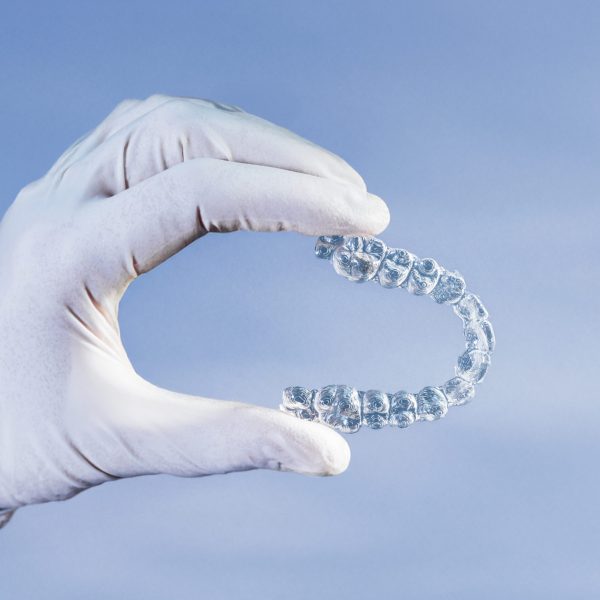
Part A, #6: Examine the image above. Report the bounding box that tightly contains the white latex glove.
[0,95,389,526]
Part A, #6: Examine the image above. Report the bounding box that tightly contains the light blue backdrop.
[1,1,599,598]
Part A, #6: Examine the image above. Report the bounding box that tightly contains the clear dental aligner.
[280,235,495,433]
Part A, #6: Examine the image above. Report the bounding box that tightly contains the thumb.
[79,373,351,479]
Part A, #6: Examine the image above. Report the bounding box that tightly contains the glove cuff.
[0,508,16,529]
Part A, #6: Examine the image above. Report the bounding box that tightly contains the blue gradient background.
[1,2,599,598]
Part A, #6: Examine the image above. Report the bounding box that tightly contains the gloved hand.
[0,95,389,526]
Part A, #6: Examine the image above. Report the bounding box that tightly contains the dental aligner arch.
[280,236,495,433]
